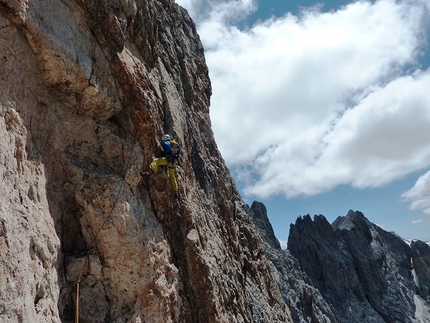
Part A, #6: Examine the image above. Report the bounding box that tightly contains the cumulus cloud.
[402,171,430,214]
[178,0,430,211]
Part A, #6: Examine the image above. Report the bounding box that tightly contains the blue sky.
[176,0,430,245]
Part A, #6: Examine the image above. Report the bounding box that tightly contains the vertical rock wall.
[0,10,61,321]
[0,0,290,322]
[411,240,430,303]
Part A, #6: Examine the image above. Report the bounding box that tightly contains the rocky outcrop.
[411,240,430,303]
[0,100,61,321]
[250,202,337,323]
[288,210,429,323]
[0,0,290,322]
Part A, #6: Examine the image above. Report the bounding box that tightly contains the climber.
[149,134,181,191]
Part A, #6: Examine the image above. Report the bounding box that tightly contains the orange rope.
[75,281,80,323]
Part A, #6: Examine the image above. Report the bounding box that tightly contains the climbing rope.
[75,176,126,323]
[75,122,138,323]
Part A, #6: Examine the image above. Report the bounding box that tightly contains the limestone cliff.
[0,0,290,322]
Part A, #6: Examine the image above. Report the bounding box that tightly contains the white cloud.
[402,171,430,214]
[180,0,430,210]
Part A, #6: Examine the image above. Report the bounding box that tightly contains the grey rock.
[250,201,337,323]
[289,210,419,323]
[411,240,430,303]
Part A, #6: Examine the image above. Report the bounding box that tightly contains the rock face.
[250,202,337,323]
[288,210,430,323]
[0,98,61,321]
[411,240,430,306]
[0,0,290,322]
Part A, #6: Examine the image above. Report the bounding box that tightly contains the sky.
[175,0,430,246]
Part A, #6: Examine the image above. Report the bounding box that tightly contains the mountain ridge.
[251,202,430,322]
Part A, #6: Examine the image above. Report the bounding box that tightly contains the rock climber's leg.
[168,163,178,191]
[150,157,168,172]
